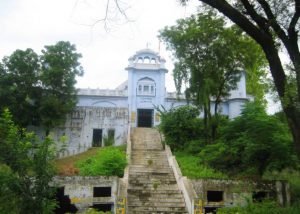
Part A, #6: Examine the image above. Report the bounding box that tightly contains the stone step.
[128,184,180,191]
[127,189,183,196]
[127,128,187,213]
[127,206,188,213]
[129,180,177,185]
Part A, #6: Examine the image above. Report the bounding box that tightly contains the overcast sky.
[0,0,199,91]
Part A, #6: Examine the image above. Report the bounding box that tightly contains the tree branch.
[240,0,270,34]
[200,0,270,45]
[257,0,289,43]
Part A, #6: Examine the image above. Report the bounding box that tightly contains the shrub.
[75,146,127,177]
[199,101,297,177]
[158,106,203,151]
[175,152,228,179]
[217,200,300,214]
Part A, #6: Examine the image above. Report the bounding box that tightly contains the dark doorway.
[137,109,153,127]
[54,187,78,214]
[92,129,102,147]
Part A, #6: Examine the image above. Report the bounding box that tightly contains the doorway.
[137,109,153,127]
[92,129,102,147]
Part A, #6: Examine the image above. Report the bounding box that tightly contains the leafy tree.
[39,41,84,133]
[0,109,57,213]
[0,41,83,134]
[158,105,203,150]
[180,0,300,160]
[160,11,267,142]
[199,101,297,177]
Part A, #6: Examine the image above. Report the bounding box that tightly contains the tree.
[39,41,84,133]
[199,101,297,177]
[0,109,57,213]
[158,105,203,150]
[180,0,300,160]
[159,11,267,142]
[0,41,84,134]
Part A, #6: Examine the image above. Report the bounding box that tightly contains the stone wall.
[191,179,290,212]
[53,176,118,212]
[28,106,129,158]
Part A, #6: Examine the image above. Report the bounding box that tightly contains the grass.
[54,147,102,176]
[75,145,127,177]
[175,152,228,179]
[54,145,126,176]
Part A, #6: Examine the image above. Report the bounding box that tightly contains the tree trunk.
[199,0,300,160]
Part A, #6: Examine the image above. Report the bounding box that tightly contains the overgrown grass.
[54,147,102,176]
[217,200,300,214]
[175,152,228,179]
[75,145,127,177]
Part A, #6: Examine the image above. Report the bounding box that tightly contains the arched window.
[137,57,143,63]
[144,56,150,64]
[151,58,156,64]
[137,77,156,96]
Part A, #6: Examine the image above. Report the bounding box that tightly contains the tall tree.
[39,41,84,133]
[0,109,57,213]
[180,0,300,159]
[0,41,84,134]
[160,11,267,142]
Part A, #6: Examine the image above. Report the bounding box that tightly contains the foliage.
[0,109,57,214]
[264,169,300,204]
[54,147,102,176]
[158,105,203,151]
[0,41,83,133]
[217,200,300,214]
[159,11,267,142]
[199,101,297,177]
[180,0,300,161]
[76,146,127,177]
[82,208,112,214]
[175,152,228,179]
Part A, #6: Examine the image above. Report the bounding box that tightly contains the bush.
[76,146,127,177]
[199,101,298,177]
[217,200,300,214]
[175,152,228,179]
[158,106,203,151]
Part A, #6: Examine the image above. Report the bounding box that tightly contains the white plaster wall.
[229,72,247,99]
[228,99,246,119]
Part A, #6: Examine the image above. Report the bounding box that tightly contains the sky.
[0,0,282,113]
[0,0,199,91]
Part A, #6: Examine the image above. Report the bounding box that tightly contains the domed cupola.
[126,48,167,72]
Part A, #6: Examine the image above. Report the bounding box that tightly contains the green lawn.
[175,152,228,179]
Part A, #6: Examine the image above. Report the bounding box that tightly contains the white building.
[49,48,249,158]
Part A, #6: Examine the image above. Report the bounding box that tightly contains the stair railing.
[165,145,197,214]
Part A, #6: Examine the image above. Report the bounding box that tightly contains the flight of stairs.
[127,128,188,214]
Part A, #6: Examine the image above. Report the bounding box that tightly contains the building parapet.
[78,88,127,97]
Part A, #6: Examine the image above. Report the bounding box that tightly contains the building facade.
[46,48,249,158]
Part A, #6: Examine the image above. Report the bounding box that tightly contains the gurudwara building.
[50,48,250,158]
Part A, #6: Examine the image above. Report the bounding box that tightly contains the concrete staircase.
[127,128,188,214]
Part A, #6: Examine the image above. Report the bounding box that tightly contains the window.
[137,77,156,96]
[93,187,111,197]
[144,85,149,92]
[207,191,223,202]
